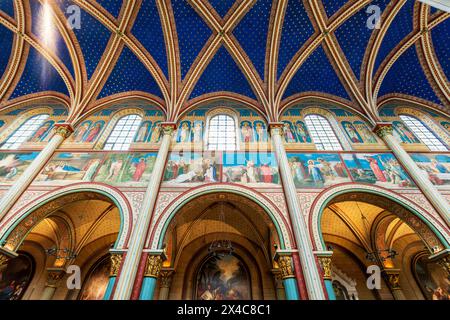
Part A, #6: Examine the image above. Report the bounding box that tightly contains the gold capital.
[276,255,295,279]
[383,269,401,290]
[318,256,332,280]
[54,123,74,138]
[46,268,65,287]
[110,253,123,277]
[161,122,177,136]
[144,254,163,278]
[159,269,175,288]
[372,123,393,138]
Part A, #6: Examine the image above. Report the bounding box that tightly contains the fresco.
[342,153,414,188]
[134,121,152,142]
[0,253,34,300]
[36,152,104,183]
[196,254,250,300]
[78,256,110,300]
[441,121,450,133]
[282,121,297,143]
[68,120,105,143]
[342,121,363,143]
[94,152,157,186]
[176,121,192,143]
[149,121,162,143]
[411,153,450,188]
[240,121,254,143]
[222,152,280,186]
[287,153,350,188]
[0,152,38,184]
[294,120,311,143]
[28,120,54,142]
[414,255,450,300]
[353,121,377,143]
[393,121,420,144]
[164,151,220,184]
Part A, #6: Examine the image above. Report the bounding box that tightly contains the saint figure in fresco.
[317,158,335,181]
[132,158,147,181]
[30,122,51,142]
[105,158,123,181]
[83,159,101,181]
[150,123,162,143]
[241,122,253,143]
[135,122,150,142]
[296,122,309,143]
[307,160,324,185]
[364,156,387,182]
[255,123,266,142]
[344,123,362,143]
[246,160,258,183]
[355,123,377,143]
[85,122,102,143]
[193,121,203,143]
[72,122,90,142]
[283,122,296,143]
[394,122,418,143]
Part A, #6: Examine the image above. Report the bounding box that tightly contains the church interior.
[0,0,449,301]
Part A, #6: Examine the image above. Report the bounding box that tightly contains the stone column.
[316,251,336,300]
[113,123,176,300]
[103,251,123,300]
[158,268,174,300]
[373,123,450,226]
[271,269,286,300]
[274,251,300,300]
[270,123,326,300]
[0,124,73,221]
[382,268,406,300]
[40,268,65,300]
[139,251,165,300]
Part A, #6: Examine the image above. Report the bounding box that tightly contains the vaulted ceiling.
[0,0,448,125]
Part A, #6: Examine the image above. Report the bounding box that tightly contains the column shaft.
[0,124,72,220]
[374,124,450,226]
[270,125,326,300]
[113,124,174,300]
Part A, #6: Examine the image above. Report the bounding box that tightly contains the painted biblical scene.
[0,253,34,300]
[222,152,280,186]
[393,121,420,144]
[287,153,350,188]
[414,255,450,300]
[342,153,415,188]
[353,121,378,143]
[342,121,363,143]
[196,254,251,300]
[0,152,38,184]
[78,256,110,300]
[164,151,220,185]
[94,152,157,186]
[36,152,105,184]
[411,153,450,189]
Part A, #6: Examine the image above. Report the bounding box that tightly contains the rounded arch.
[310,184,450,252]
[147,184,294,250]
[0,183,132,251]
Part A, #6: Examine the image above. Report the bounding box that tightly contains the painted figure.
[177,122,191,143]
[354,122,377,143]
[105,157,123,181]
[364,156,387,182]
[308,160,324,184]
[343,122,363,143]
[295,121,310,143]
[72,122,91,142]
[150,123,162,143]
[241,121,253,143]
[30,122,52,142]
[254,122,266,142]
[132,158,147,181]
[85,122,103,143]
[135,122,151,142]
[193,121,203,143]
[283,122,296,143]
[393,122,419,143]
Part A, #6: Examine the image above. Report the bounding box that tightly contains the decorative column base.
[274,251,300,300]
[139,251,166,300]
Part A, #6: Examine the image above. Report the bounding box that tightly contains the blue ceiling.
[0,0,448,115]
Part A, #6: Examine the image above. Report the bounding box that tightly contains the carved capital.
[429,249,450,275]
[159,269,175,288]
[144,254,163,278]
[54,123,74,138]
[110,253,123,277]
[268,122,284,136]
[161,122,177,136]
[46,268,65,287]
[372,123,393,138]
[437,256,450,275]
[383,269,401,290]
[318,257,332,280]
[0,247,18,268]
[276,255,295,279]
